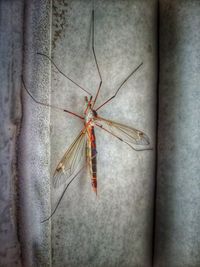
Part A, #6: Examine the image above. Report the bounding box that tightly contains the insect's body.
[84,97,98,193]
[23,5,152,222]
[86,125,97,193]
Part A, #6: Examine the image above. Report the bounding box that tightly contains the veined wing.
[94,116,150,148]
[53,130,86,188]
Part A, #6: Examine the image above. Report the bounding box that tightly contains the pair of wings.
[53,116,150,188]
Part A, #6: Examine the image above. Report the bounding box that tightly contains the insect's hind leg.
[41,165,85,223]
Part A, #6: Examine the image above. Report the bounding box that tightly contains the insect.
[22,3,151,222]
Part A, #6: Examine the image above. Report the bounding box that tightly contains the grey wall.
[50,0,156,266]
[1,0,200,267]
[154,1,200,266]
[18,0,156,266]
[0,1,23,266]
[19,1,52,266]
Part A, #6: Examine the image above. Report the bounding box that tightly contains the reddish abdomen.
[91,127,97,193]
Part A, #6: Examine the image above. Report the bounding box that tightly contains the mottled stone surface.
[0,1,23,266]
[2,0,200,266]
[18,0,52,266]
[154,1,200,266]
[2,0,157,266]
[50,0,156,266]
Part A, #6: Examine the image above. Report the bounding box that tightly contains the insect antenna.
[41,166,85,223]
[96,62,143,111]
[22,76,84,120]
[37,52,92,96]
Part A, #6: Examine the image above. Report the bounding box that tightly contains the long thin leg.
[41,165,85,223]
[91,2,103,108]
[92,81,102,108]
[95,122,152,151]
[95,62,143,111]
[37,52,92,96]
[22,76,84,120]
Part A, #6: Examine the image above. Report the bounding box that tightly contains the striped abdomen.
[87,126,97,193]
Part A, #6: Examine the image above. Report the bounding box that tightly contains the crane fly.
[22,3,152,222]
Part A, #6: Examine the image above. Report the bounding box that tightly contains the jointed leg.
[22,76,84,120]
[96,62,143,111]
[37,53,92,96]
[41,165,85,223]
[91,2,103,108]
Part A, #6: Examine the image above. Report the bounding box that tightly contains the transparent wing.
[94,116,150,147]
[53,130,86,188]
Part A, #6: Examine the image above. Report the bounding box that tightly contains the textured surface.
[18,0,52,266]
[154,1,200,266]
[50,0,156,266]
[3,1,200,267]
[0,1,23,266]
[0,0,156,265]
[1,0,199,266]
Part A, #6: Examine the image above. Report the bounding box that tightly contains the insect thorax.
[85,106,97,125]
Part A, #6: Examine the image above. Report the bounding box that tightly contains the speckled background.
[18,0,52,266]
[1,0,200,267]
[50,1,156,266]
